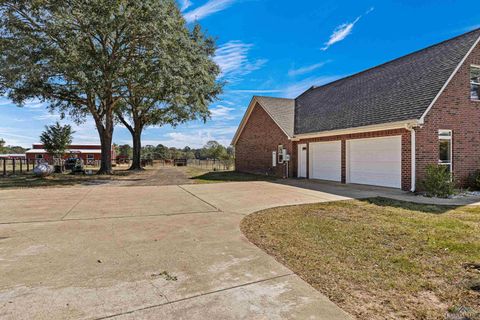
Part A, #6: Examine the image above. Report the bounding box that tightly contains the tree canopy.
[39,122,74,158]
[115,21,222,170]
[0,0,220,173]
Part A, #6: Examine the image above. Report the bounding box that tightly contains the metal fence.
[154,159,234,170]
[187,159,234,171]
[0,158,106,176]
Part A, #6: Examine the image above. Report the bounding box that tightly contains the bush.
[467,170,480,190]
[419,164,455,198]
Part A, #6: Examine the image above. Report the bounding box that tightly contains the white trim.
[25,149,102,154]
[419,34,480,123]
[297,144,307,178]
[231,97,292,146]
[293,119,419,140]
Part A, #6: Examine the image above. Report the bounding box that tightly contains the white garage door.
[309,141,341,182]
[347,136,402,188]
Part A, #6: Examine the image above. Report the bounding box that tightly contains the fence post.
[27,159,30,172]
[19,158,23,173]
[2,159,5,176]
[12,158,15,174]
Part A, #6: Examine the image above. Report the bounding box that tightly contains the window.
[87,154,95,165]
[35,154,43,159]
[438,130,452,173]
[471,65,480,100]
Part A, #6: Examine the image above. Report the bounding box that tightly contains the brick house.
[234,96,295,178]
[25,144,114,165]
[232,28,480,191]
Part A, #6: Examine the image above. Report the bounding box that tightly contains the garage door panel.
[347,136,401,188]
[309,141,341,182]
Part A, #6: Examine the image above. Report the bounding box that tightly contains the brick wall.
[235,102,293,177]
[416,41,480,186]
[295,128,412,191]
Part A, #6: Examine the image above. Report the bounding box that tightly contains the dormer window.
[471,65,480,100]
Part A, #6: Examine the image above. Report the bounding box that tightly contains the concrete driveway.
[0,180,418,320]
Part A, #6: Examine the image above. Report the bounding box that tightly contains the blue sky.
[0,0,479,149]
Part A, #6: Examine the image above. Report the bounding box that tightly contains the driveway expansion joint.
[93,273,294,320]
[177,185,221,212]
[61,187,96,220]
[0,210,220,225]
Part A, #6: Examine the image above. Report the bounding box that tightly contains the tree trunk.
[97,116,114,175]
[129,127,143,171]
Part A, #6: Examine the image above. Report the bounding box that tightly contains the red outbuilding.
[25,144,115,165]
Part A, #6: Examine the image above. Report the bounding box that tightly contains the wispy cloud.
[33,112,61,121]
[214,40,267,81]
[0,128,36,141]
[321,7,374,51]
[183,0,237,23]
[178,0,192,11]
[209,105,235,120]
[288,61,330,77]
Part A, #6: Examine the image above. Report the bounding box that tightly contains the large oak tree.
[0,0,220,173]
[116,24,222,170]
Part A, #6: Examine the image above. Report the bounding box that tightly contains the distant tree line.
[0,138,27,154]
[114,140,234,163]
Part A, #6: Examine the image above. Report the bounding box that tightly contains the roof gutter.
[292,119,421,141]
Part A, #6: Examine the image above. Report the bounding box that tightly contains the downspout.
[406,125,416,192]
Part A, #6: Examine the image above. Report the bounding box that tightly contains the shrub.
[467,170,480,190]
[419,164,455,198]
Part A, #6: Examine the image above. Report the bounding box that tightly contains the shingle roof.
[231,96,295,145]
[255,96,295,137]
[295,28,480,135]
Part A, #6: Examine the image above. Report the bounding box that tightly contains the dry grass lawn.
[241,198,480,320]
[0,165,136,189]
[187,167,276,183]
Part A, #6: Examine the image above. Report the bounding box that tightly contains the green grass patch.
[241,198,480,320]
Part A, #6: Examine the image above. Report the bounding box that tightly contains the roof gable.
[231,96,294,145]
[295,28,480,135]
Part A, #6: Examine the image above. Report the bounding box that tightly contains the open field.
[0,165,275,189]
[0,164,138,189]
[241,198,480,320]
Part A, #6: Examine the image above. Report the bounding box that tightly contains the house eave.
[231,96,293,146]
[419,33,480,122]
[291,119,421,141]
